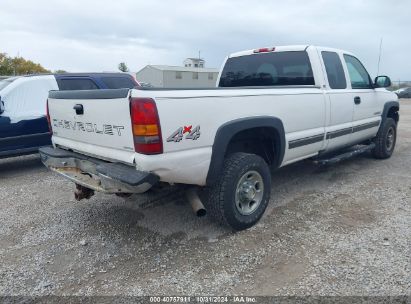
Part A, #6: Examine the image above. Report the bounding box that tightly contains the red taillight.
[130,97,163,154]
[253,47,275,53]
[46,99,52,134]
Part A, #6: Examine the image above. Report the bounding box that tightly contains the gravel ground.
[0,100,410,296]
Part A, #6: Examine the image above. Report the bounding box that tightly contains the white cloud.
[0,0,409,79]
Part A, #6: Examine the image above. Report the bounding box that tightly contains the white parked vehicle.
[0,73,139,158]
[40,45,399,230]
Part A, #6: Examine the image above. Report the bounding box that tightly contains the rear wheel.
[372,118,397,159]
[203,152,271,230]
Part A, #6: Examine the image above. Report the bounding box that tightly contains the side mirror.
[0,99,4,115]
[374,76,391,88]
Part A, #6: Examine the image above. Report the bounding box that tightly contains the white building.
[136,59,219,88]
[183,58,205,68]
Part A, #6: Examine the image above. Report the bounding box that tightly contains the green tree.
[0,52,50,75]
[12,57,50,75]
[118,62,129,72]
[0,53,14,75]
[54,69,67,74]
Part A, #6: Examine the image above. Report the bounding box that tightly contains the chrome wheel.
[235,170,264,216]
[386,127,395,151]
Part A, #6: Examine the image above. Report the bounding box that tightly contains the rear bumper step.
[39,146,158,193]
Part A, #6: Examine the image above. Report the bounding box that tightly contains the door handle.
[354,96,361,105]
[73,104,84,115]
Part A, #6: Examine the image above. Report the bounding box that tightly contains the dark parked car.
[395,87,411,98]
[0,73,139,158]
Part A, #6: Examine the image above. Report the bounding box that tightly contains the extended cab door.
[343,54,381,143]
[319,50,354,151]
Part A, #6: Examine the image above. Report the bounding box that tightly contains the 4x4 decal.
[167,125,200,142]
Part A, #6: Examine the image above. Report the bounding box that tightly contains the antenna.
[377,37,383,76]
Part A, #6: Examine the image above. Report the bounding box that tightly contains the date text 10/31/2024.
[149,296,257,303]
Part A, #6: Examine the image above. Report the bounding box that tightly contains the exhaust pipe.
[186,188,206,217]
[74,183,95,201]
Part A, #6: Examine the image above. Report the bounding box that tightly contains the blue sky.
[1,0,410,80]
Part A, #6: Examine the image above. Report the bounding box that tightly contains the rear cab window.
[101,76,136,89]
[321,51,347,89]
[58,78,99,90]
[219,51,314,87]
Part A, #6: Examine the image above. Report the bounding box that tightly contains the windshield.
[0,77,18,90]
[219,51,314,87]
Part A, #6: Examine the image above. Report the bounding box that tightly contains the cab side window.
[101,77,136,89]
[343,55,372,89]
[321,51,347,89]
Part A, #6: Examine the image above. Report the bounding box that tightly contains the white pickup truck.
[40,45,399,230]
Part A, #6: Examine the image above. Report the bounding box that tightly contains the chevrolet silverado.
[39,45,399,230]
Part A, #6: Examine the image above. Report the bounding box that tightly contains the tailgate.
[48,89,136,164]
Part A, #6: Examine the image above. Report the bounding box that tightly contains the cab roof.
[228,45,309,58]
[228,45,353,58]
[16,72,134,78]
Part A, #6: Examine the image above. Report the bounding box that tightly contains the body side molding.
[288,133,324,149]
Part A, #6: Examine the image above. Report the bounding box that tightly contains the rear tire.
[372,118,397,159]
[203,153,271,231]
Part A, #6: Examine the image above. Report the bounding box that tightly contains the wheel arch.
[382,101,399,124]
[206,116,285,185]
